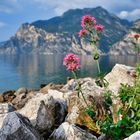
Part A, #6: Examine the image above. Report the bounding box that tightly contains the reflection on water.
[0,54,136,92]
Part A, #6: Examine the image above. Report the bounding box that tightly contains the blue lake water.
[0,54,137,93]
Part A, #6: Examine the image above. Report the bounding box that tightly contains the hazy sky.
[0,0,140,42]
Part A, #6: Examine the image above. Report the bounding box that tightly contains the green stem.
[80,89,89,107]
[96,59,101,74]
[90,40,101,75]
[72,71,77,80]
[72,71,88,107]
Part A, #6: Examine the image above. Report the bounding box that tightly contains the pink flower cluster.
[78,15,104,38]
[94,24,104,32]
[81,15,96,28]
[78,29,88,38]
[63,53,80,71]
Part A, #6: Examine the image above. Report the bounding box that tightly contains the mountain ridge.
[0,6,132,54]
[110,19,140,55]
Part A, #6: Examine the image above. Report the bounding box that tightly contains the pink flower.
[81,15,96,29]
[94,24,104,32]
[78,29,88,38]
[133,34,140,40]
[63,53,80,71]
[128,33,140,41]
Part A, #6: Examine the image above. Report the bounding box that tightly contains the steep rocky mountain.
[0,23,95,54]
[0,7,132,54]
[110,19,140,55]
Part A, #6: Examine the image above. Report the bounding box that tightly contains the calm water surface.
[0,54,137,93]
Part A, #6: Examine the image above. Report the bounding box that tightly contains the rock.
[47,89,68,127]
[40,83,63,94]
[19,93,67,137]
[66,93,104,135]
[0,88,34,110]
[124,131,140,140]
[98,134,107,140]
[12,91,35,110]
[0,103,16,129]
[62,77,104,93]
[47,89,65,100]
[105,64,135,94]
[63,78,105,135]
[0,114,7,129]
[49,122,98,140]
[0,90,16,103]
[14,87,28,96]
[0,94,4,102]
[0,103,15,114]
[0,112,42,140]
[40,84,47,88]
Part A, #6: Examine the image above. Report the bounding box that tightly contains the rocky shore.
[0,64,139,140]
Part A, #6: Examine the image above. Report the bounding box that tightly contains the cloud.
[0,22,6,28]
[118,9,140,20]
[0,0,20,14]
[0,6,13,14]
[33,0,140,18]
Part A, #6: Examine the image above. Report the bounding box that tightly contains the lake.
[0,54,137,93]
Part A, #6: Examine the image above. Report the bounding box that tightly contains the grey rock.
[19,93,67,136]
[105,64,135,94]
[0,103,15,114]
[14,87,28,96]
[0,112,42,140]
[49,122,97,140]
[124,131,140,140]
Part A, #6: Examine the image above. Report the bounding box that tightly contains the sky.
[0,0,140,42]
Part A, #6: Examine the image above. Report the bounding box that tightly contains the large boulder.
[105,64,135,94]
[49,122,98,140]
[62,78,105,135]
[0,112,42,140]
[19,92,67,137]
[124,131,140,140]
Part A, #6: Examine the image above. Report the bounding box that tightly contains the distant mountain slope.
[0,24,93,55]
[0,7,132,54]
[110,19,140,55]
[32,6,131,52]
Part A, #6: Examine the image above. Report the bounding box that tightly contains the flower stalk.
[79,15,104,76]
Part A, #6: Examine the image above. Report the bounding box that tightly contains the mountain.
[0,24,91,54]
[0,7,132,55]
[0,41,6,47]
[110,19,140,55]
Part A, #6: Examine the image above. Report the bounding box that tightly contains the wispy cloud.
[118,9,140,20]
[33,0,140,18]
[0,22,6,28]
[0,6,13,14]
[0,0,20,14]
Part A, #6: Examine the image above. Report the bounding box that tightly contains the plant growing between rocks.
[63,15,140,139]
[100,33,140,140]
